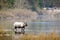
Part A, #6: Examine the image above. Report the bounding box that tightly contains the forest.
[0,0,60,10]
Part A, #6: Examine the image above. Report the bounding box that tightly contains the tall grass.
[0,29,60,40]
[0,29,12,40]
[19,32,60,40]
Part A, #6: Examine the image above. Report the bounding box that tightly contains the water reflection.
[25,21,60,34]
[0,16,60,34]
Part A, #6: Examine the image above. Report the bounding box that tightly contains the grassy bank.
[0,30,60,40]
[0,29,12,40]
[19,32,60,40]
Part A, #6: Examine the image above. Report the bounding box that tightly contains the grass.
[0,29,12,40]
[0,35,12,40]
[19,32,60,40]
[0,29,60,40]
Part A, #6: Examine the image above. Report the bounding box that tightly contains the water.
[25,21,60,34]
[0,15,60,34]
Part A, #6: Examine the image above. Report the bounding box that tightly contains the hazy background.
[0,0,60,34]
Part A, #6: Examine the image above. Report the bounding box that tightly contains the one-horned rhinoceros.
[13,22,28,34]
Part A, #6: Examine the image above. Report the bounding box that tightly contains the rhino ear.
[24,22,28,26]
[24,23,28,26]
[25,23,28,26]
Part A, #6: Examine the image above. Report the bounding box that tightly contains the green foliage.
[8,0,14,8]
[27,0,36,11]
[0,0,14,9]
[36,0,43,8]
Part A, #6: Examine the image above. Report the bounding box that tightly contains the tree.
[0,0,14,9]
[8,0,14,8]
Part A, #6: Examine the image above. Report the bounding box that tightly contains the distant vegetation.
[0,0,14,9]
[0,0,60,10]
[8,0,14,8]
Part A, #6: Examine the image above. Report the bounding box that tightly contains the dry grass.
[0,29,60,40]
[0,9,37,22]
[0,29,12,40]
[19,32,60,40]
